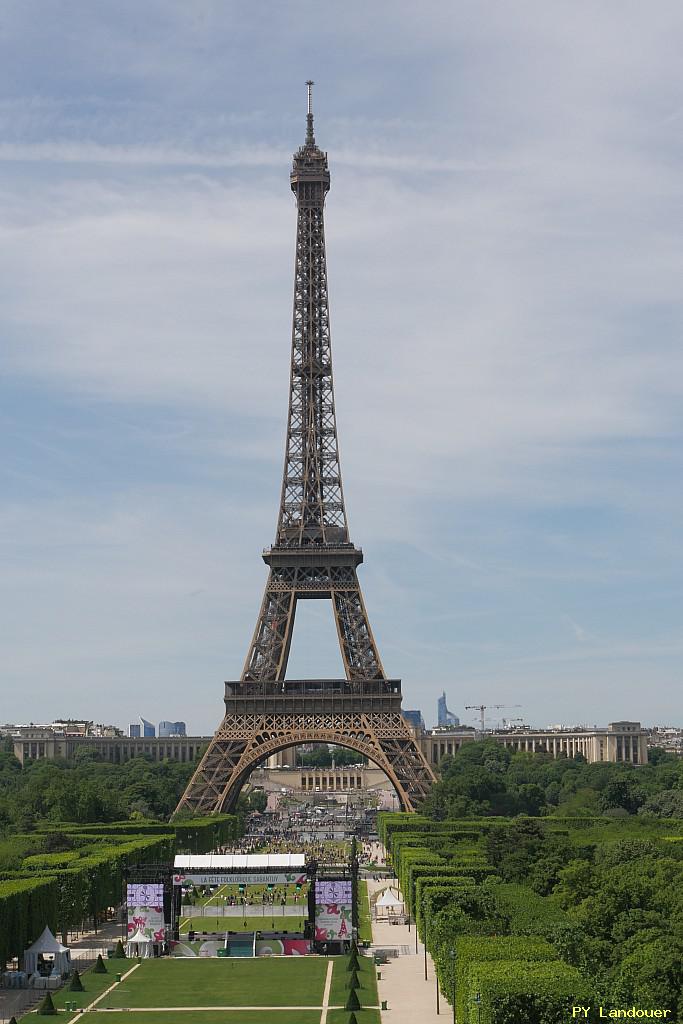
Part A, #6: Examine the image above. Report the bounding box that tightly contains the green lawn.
[75,1014,322,1023]
[328,1012,381,1024]
[179,914,306,932]
[100,956,329,1008]
[19,957,380,1024]
[17,963,116,1021]
[328,951,378,1009]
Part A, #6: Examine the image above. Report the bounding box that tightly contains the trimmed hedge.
[488,882,568,936]
[454,936,557,1022]
[415,875,476,934]
[0,815,242,968]
[0,877,59,969]
[465,959,591,1024]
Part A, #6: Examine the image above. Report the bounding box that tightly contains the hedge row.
[34,815,241,854]
[465,960,591,1024]
[0,815,242,969]
[407,861,495,917]
[454,936,557,1022]
[489,882,568,936]
[0,832,174,967]
[414,876,476,933]
[381,812,592,1020]
[0,877,59,970]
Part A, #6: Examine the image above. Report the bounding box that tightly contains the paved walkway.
[367,876,443,1023]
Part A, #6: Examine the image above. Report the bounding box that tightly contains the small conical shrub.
[37,992,57,1016]
[113,939,127,958]
[9,1016,18,1024]
[346,969,360,989]
[69,968,84,991]
[93,953,108,974]
[347,1014,358,1024]
[346,952,360,971]
[345,988,361,1011]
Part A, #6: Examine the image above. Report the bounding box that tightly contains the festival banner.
[173,872,307,887]
[127,906,166,942]
[314,879,353,941]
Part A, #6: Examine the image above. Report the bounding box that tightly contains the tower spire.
[305,79,315,144]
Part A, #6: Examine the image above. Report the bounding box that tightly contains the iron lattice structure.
[175,86,435,817]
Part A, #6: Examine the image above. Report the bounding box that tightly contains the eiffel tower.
[175,84,435,816]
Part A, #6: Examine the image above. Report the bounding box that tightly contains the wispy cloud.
[1,1,682,729]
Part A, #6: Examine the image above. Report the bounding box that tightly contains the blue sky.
[1,1,682,733]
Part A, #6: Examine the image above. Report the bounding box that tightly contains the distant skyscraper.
[158,720,186,737]
[139,717,155,737]
[437,692,460,728]
[403,710,425,732]
[128,723,141,738]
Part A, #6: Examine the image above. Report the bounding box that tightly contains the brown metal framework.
[175,85,434,817]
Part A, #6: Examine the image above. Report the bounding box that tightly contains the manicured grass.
[328,1011,381,1024]
[100,956,329,1008]
[16,963,116,1021]
[329,952,379,1009]
[75,1014,322,1024]
[358,879,372,942]
[179,914,306,932]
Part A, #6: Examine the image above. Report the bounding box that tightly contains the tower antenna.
[305,79,315,144]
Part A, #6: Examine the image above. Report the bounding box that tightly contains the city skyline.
[2,3,682,733]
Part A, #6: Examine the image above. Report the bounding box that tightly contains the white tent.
[373,887,405,919]
[23,926,71,976]
[126,928,154,958]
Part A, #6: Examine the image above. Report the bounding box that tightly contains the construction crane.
[465,704,522,733]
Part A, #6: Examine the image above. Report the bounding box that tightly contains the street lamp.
[449,949,456,1024]
[423,904,428,981]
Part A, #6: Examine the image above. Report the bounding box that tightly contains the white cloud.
[1,0,682,729]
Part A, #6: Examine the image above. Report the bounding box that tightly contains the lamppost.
[449,948,456,1024]
[423,904,428,982]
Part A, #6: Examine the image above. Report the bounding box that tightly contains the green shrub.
[69,968,84,991]
[345,988,361,1011]
[37,992,57,1016]
[93,953,107,974]
[113,939,127,958]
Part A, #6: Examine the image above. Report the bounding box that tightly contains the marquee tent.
[23,927,71,976]
[372,887,405,920]
[126,928,154,958]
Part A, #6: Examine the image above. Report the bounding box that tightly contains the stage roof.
[173,853,306,870]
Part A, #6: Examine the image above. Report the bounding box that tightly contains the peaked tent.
[23,927,71,976]
[373,887,405,919]
[126,928,154,958]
